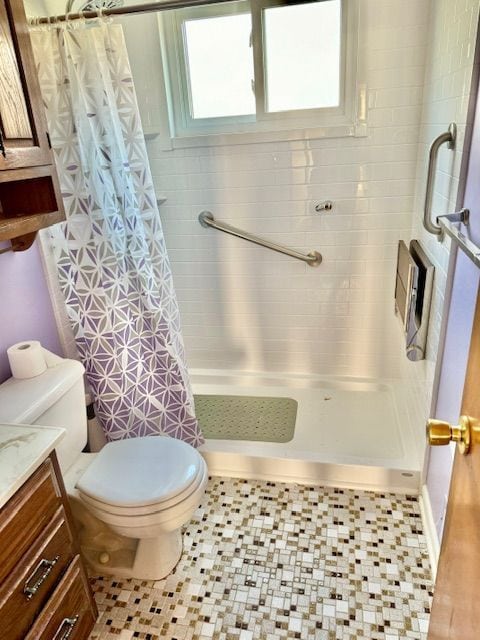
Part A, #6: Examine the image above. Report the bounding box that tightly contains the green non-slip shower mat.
[194,394,298,443]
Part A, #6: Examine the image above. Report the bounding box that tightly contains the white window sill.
[166,122,367,150]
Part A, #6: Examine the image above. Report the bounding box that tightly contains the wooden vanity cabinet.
[0,0,64,251]
[0,453,97,640]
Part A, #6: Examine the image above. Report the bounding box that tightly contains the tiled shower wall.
[122,0,431,379]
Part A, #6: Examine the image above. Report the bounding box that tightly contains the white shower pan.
[192,369,422,493]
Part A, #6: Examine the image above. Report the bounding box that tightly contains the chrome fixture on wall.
[423,122,456,238]
[315,200,333,212]
[198,211,322,267]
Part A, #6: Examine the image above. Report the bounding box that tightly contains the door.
[426,57,480,639]
[428,292,480,639]
[0,0,51,170]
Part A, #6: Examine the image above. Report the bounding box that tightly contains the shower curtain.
[30,19,203,447]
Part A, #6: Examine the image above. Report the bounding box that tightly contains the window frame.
[159,0,365,146]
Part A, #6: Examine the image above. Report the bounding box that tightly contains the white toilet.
[0,358,208,580]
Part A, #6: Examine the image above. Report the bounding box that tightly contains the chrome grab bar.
[198,211,322,267]
[423,122,456,238]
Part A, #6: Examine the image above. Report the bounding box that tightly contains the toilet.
[0,357,208,580]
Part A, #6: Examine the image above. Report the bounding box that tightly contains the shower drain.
[194,394,297,443]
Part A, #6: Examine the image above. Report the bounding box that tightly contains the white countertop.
[0,423,65,509]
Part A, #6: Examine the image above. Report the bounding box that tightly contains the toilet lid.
[76,436,203,508]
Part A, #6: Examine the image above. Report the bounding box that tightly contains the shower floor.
[192,370,422,493]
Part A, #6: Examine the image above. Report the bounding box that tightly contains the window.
[183,12,255,119]
[262,2,341,112]
[160,0,362,144]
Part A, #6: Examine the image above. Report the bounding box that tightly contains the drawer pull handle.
[23,556,60,599]
[52,616,79,640]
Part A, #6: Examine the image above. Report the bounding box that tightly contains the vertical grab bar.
[423,122,456,238]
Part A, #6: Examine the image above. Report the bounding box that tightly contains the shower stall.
[31,0,479,493]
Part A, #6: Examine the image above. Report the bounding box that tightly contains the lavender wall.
[0,241,61,383]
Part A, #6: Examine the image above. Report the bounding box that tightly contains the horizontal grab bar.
[437,209,480,268]
[198,211,322,267]
[423,123,456,238]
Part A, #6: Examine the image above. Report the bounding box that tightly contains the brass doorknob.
[426,415,478,455]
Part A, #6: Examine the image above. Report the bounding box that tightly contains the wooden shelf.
[0,210,63,249]
[0,171,65,251]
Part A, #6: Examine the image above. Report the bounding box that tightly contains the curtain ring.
[97,6,110,23]
[65,11,75,24]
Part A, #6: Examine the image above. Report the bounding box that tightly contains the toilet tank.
[0,359,88,472]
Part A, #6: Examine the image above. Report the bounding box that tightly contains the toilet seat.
[76,435,205,511]
[79,457,207,516]
[78,460,208,535]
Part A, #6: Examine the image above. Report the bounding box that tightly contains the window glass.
[183,13,255,119]
[263,0,341,113]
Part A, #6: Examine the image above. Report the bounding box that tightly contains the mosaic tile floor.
[88,477,432,640]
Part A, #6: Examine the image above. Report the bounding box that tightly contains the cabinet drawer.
[0,508,76,640]
[25,556,97,640]
[0,458,62,583]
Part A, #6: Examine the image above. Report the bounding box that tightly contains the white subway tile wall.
[132,0,433,379]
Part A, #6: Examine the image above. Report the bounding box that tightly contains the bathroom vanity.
[0,424,97,639]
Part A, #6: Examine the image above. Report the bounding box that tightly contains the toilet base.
[133,530,183,580]
[71,494,185,581]
[82,529,184,581]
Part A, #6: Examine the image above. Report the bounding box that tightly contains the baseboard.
[419,483,440,581]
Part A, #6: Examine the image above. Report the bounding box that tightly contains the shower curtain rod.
[33,0,234,24]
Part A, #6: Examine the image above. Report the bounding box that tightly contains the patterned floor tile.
[88,477,432,640]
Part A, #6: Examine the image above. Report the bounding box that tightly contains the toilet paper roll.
[7,341,48,379]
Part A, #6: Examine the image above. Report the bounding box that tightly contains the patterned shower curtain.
[30,19,203,447]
